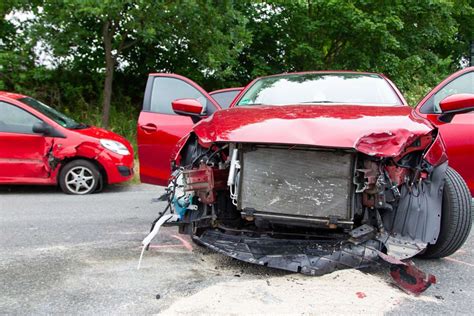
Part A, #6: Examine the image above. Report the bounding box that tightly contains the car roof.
[209,87,243,94]
[257,70,382,80]
[0,91,28,100]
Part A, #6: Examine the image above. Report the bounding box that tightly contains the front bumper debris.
[194,230,381,276]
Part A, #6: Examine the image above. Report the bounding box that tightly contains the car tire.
[59,160,101,195]
[419,167,472,259]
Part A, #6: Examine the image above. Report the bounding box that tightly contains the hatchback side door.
[415,67,474,195]
[137,74,221,186]
[0,101,50,182]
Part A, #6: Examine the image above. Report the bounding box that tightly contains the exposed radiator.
[240,146,354,224]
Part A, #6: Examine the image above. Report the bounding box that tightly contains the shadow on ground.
[0,183,135,194]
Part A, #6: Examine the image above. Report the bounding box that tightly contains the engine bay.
[141,133,449,294]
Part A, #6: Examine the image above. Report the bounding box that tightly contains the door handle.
[141,124,157,132]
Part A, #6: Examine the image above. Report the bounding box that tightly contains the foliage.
[234,0,473,104]
[0,0,473,146]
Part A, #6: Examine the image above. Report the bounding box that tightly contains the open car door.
[137,74,221,186]
[415,66,474,195]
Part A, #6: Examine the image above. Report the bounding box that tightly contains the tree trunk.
[102,21,115,129]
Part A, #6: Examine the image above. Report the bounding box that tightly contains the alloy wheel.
[65,166,96,194]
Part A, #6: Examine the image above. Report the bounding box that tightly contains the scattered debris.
[389,262,436,295]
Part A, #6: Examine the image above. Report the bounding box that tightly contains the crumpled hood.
[193,105,434,157]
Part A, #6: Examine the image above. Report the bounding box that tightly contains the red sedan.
[137,69,473,290]
[0,92,134,194]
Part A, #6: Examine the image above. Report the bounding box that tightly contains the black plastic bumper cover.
[194,230,382,276]
[117,166,133,177]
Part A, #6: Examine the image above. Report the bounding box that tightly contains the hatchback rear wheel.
[59,160,100,195]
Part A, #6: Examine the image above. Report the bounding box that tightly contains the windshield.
[237,73,402,106]
[19,97,86,129]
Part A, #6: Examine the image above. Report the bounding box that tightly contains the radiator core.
[240,147,353,221]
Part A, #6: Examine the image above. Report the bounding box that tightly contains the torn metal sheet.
[355,129,428,157]
[390,262,436,295]
[194,229,382,276]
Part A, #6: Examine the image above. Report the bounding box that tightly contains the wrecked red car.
[0,92,134,194]
[139,71,472,280]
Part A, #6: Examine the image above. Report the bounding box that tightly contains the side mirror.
[439,94,474,122]
[172,98,205,117]
[32,121,52,135]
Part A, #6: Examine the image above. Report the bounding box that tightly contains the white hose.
[137,213,179,270]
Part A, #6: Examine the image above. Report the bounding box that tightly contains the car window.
[432,72,474,113]
[149,77,215,115]
[210,90,241,109]
[19,97,82,129]
[0,101,42,134]
[236,73,402,106]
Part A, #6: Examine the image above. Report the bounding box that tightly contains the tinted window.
[0,101,42,134]
[432,72,474,113]
[237,73,402,106]
[210,90,241,109]
[149,77,214,115]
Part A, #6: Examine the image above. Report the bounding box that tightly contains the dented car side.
[0,92,134,193]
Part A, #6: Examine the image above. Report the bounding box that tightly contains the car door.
[137,74,221,186]
[0,101,50,182]
[415,67,474,195]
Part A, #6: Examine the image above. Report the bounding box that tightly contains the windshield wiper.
[70,123,89,129]
[300,100,335,103]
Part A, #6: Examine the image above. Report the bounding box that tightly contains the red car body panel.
[0,92,134,186]
[192,105,432,157]
[138,111,194,185]
[414,66,474,195]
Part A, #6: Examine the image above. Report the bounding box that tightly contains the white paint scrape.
[162,269,437,315]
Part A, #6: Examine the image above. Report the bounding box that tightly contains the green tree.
[234,0,473,103]
[0,0,37,92]
[33,0,250,127]
[34,0,166,128]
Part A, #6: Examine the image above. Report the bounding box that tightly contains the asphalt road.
[0,184,472,314]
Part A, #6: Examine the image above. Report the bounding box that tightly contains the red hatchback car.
[0,92,134,194]
[137,68,473,278]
